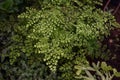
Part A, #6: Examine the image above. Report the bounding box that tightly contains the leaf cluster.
[0,0,119,80]
[75,61,120,80]
[10,0,116,72]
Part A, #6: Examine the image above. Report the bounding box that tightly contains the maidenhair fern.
[10,0,117,73]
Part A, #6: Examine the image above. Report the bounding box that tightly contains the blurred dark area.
[102,1,120,80]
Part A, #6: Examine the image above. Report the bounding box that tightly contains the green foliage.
[10,0,116,72]
[0,0,27,20]
[38,0,102,7]
[57,54,89,79]
[0,0,119,80]
[0,17,16,55]
[0,53,56,80]
[75,61,120,80]
[0,0,14,12]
